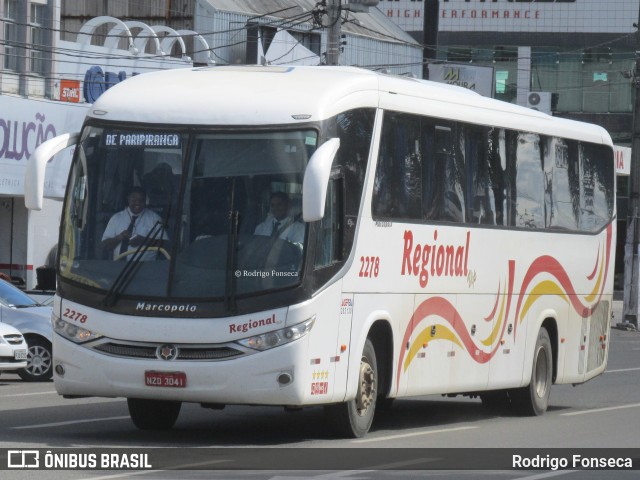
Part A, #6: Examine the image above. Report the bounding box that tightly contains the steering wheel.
[113,246,171,262]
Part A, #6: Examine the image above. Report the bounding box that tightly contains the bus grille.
[92,342,244,361]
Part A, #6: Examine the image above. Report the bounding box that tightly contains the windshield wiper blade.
[103,221,165,307]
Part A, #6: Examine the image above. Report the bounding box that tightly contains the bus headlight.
[236,316,315,351]
[53,316,103,344]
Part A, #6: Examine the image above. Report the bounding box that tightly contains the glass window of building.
[30,3,46,74]
[3,0,20,71]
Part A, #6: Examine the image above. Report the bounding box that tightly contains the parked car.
[0,322,28,373]
[0,279,53,381]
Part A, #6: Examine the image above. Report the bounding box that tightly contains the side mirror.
[302,138,340,222]
[25,133,80,211]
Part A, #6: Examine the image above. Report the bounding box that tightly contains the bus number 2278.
[359,256,380,278]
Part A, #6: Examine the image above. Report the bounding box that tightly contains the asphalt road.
[0,302,638,479]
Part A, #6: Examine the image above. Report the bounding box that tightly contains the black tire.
[127,398,182,430]
[511,328,553,416]
[18,336,53,382]
[325,338,378,438]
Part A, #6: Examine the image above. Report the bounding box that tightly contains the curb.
[612,322,638,332]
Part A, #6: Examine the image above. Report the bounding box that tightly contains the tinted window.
[580,143,615,232]
[514,133,545,229]
[372,111,614,234]
[373,113,422,220]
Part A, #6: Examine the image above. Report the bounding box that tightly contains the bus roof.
[89,65,612,146]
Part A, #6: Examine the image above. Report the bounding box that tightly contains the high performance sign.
[440,0,636,32]
[381,0,639,33]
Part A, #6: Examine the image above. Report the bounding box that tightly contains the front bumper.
[52,334,311,405]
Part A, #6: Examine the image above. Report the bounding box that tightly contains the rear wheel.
[127,398,182,430]
[18,336,52,382]
[325,338,378,438]
[511,328,553,416]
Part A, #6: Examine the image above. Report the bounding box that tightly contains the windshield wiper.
[103,221,166,307]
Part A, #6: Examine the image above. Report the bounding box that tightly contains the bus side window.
[466,126,496,225]
[544,138,579,230]
[579,142,614,232]
[487,128,508,226]
[373,113,422,220]
[514,132,545,229]
[425,124,465,223]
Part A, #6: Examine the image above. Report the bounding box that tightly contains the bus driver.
[254,192,304,246]
[102,186,169,260]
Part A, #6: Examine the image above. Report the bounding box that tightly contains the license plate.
[144,370,186,388]
[14,350,27,360]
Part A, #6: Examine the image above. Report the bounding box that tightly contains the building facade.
[0,0,201,287]
[1,0,422,288]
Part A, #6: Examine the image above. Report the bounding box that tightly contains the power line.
[0,2,637,108]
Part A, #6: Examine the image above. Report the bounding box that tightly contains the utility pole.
[623,4,640,330]
[324,1,379,66]
[325,0,342,66]
[423,0,439,80]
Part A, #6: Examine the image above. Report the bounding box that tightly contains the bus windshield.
[59,125,316,303]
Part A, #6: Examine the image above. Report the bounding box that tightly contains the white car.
[0,322,28,373]
[0,279,53,381]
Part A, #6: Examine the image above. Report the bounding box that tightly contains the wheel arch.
[23,332,52,346]
[367,319,394,400]
[540,317,558,383]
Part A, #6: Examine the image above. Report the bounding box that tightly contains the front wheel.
[127,398,182,430]
[18,336,53,382]
[325,338,378,438]
[511,327,553,416]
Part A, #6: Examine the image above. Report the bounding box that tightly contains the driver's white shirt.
[102,207,168,260]
[254,214,304,245]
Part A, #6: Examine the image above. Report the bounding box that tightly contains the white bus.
[26,66,615,438]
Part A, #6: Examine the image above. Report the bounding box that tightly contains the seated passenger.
[254,192,304,246]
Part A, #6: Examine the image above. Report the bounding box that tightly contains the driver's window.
[314,175,343,269]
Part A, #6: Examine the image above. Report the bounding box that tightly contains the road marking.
[12,416,130,429]
[266,458,438,479]
[561,402,640,416]
[4,391,57,397]
[352,425,478,444]
[517,471,578,479]
[80,459,229,480]
[606,367,640,373]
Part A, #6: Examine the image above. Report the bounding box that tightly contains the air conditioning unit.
[345,0,379,12]
[526,91,552,114]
